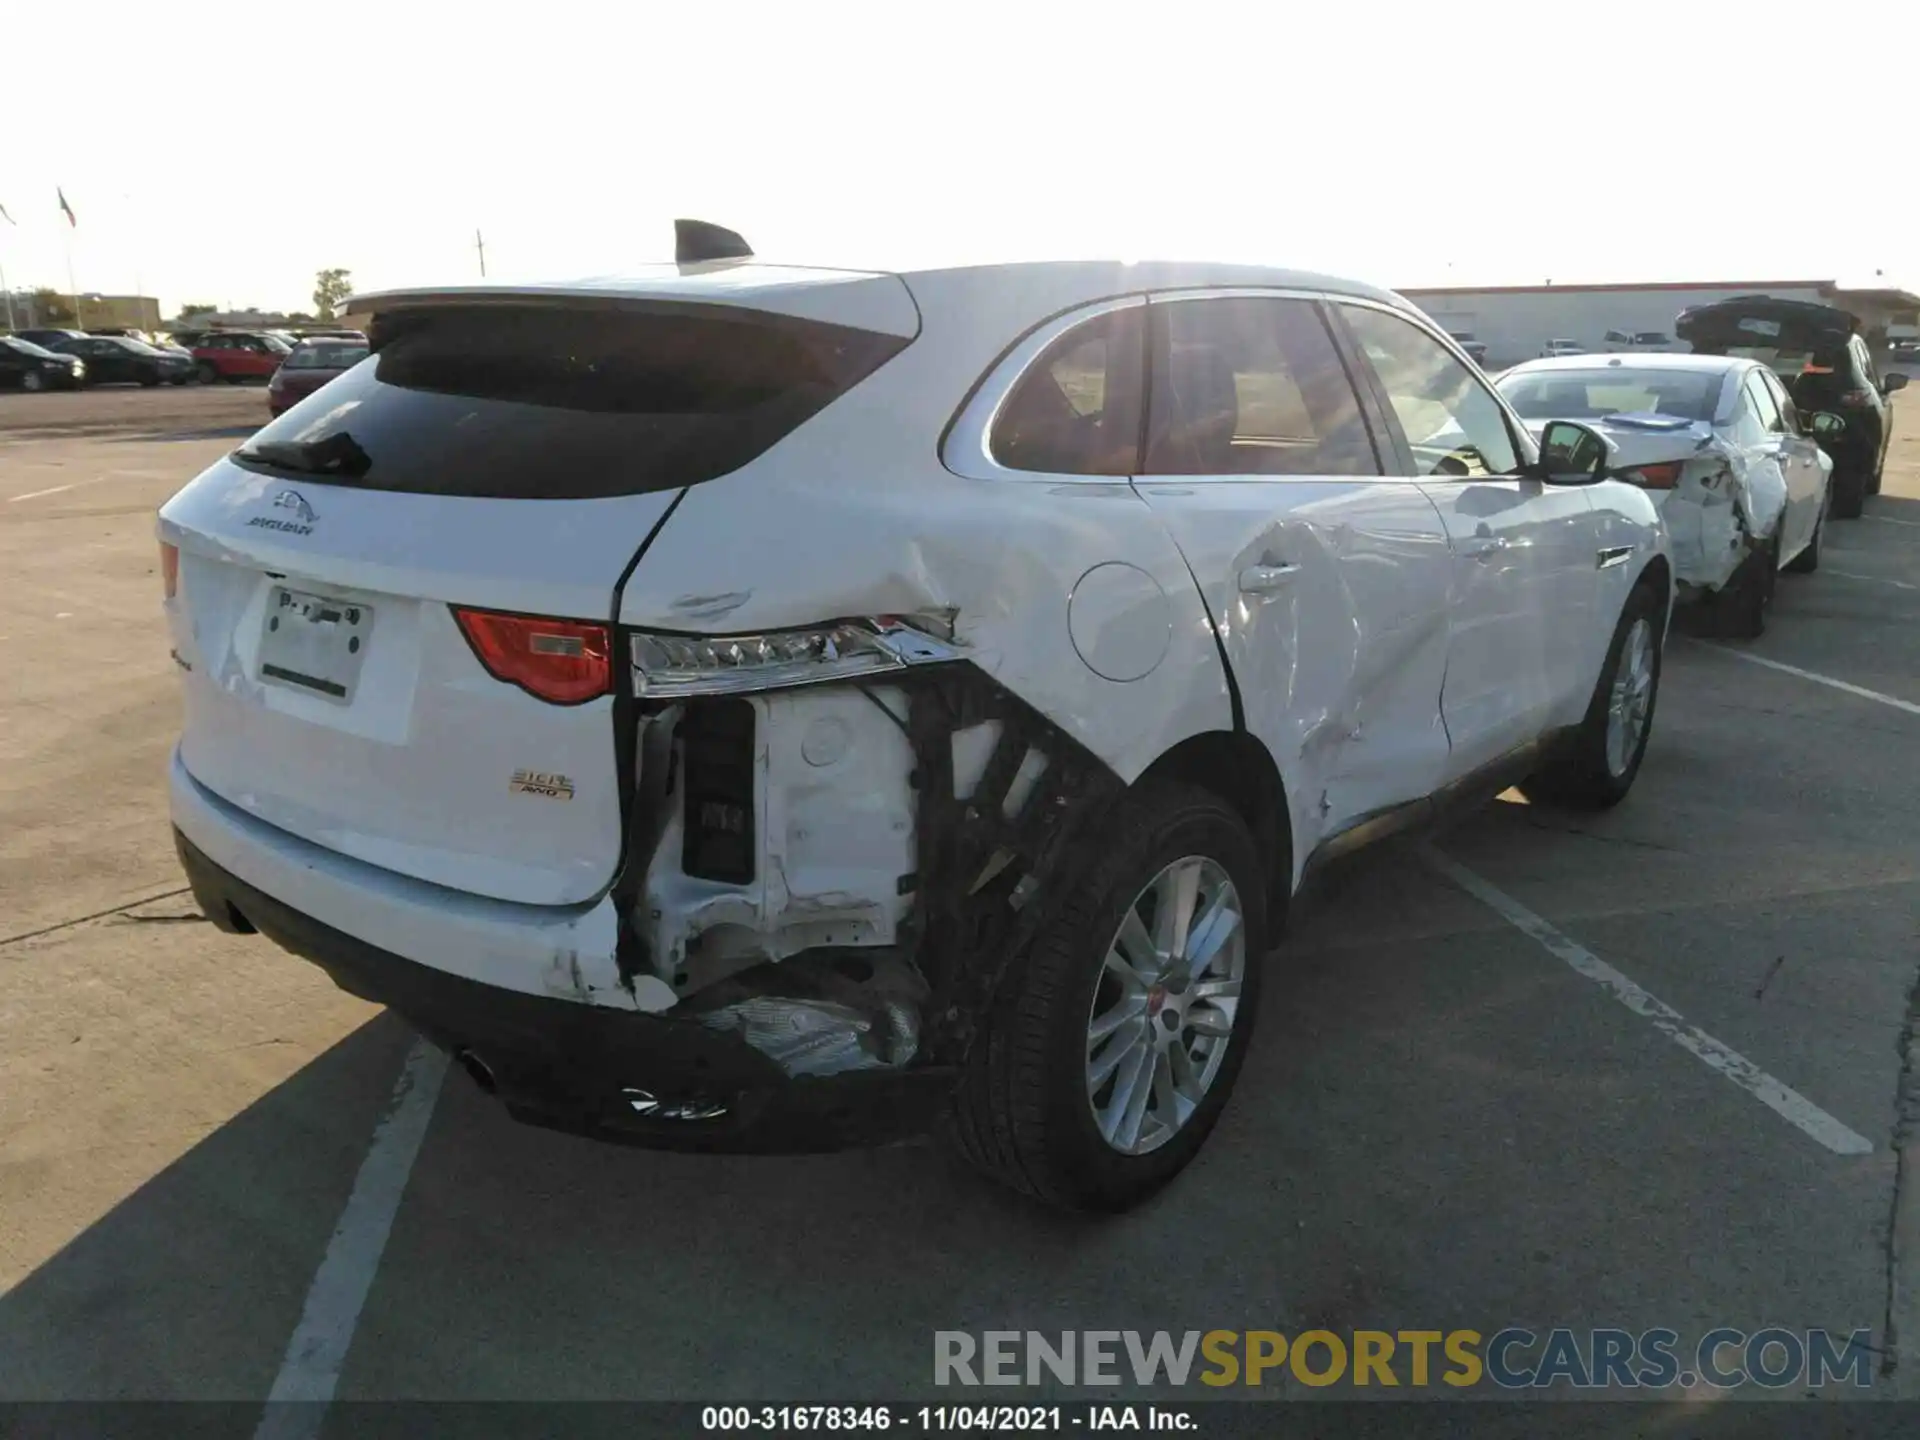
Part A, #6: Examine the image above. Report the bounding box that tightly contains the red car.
[266,338,370,416]
[192,332,292,385]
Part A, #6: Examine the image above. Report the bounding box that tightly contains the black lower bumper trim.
[174,830,956,1153]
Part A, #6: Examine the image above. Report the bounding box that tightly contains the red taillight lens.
[160,541,179,599]
[1630,462,1682,489]
[1840,389,1874,408]
[451,607,611,705]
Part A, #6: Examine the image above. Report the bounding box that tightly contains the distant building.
[170,308,297,331]
[1,290,162,332]
[1397,280,1920,370]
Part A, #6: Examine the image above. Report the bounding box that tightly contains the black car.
[51,335,196,388]
[1677,295,1906,517]
[0,336,86,391]
[13,327,88,350]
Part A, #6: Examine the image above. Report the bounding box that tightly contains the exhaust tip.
[455,1048,497,1095]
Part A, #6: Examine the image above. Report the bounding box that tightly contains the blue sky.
[4,0,1915,316]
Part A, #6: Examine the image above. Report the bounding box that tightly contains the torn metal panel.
[611,660,1123,1070]
[1565,416,1780,595]
[631,684,919,1000]
[691,949,927,1076]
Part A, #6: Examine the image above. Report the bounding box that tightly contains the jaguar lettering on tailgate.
[247,489,318,535]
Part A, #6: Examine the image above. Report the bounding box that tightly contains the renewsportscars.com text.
[934,1328,1875,1390]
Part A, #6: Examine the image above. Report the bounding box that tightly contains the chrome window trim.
[941,294,1147,484]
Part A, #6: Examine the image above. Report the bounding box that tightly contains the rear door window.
[1744,370,1786,434]
[1143,296,1379,476]
[1757,367,1803,431]
[233,303,911,499]
[1338,303,1521,477]
[1727,384,1768,447]
[990,307,1144,475]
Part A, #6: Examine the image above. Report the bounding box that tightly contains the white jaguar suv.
[158,224,1670,1211]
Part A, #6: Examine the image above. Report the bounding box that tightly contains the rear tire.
[195,362,219,386]
[21,371,43,392]
[1832,463,1867,519]
[1712,532,1778,639]
[1785,493,1826,575]
[944,781,1267,1212]
[1521,580,1664,811]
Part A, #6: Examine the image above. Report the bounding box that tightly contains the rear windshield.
[232,304,909,499]
[1498,368,1721,422]
[283,343,368,370]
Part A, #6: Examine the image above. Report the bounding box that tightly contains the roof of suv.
[348,259,1414,339]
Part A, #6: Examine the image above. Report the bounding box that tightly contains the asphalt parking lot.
[4,381,1920,1420]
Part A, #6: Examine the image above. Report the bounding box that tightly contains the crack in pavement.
[1881,949,1920,1386]
[0,887,193,949]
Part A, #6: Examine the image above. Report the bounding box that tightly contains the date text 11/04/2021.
[703,1408,1192,1431]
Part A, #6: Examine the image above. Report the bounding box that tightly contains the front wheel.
[195,362,220,386]
[1522,580,1664,810]
[944,781,1267,1212]
[20,370,43,392]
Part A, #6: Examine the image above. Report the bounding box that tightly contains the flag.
[58,188,76,227]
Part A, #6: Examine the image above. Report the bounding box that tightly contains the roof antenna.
[675,219,753,264]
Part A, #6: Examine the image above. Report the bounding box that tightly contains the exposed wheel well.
[1136,731,1292,931]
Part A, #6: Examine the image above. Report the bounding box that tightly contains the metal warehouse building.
[1398,280,1920,371]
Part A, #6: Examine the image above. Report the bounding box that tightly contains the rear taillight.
[1629,462,1682,489]
[160,541,179,599]
[452,607,611,705]
[1840,389,1874,408]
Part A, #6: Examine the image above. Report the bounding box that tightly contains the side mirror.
[1884,372,1908,394]
[1808,411,1848,438]
[1534,419,1616,485]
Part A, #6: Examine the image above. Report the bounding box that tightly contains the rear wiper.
[237,433,372,479]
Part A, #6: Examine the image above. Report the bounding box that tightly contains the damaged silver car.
[1498,353,1836,637]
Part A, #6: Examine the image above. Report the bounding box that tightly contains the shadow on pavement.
[0,1013,416,1401]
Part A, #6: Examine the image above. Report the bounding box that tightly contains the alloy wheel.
[1085,856,1246,1156]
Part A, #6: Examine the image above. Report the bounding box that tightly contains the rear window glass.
[233,304,909,499]
[991,308,1144,475]
[1497,368,1721,422]
[284,343,368,370]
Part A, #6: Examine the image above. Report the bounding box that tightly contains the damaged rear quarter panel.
[614,312,1236,788]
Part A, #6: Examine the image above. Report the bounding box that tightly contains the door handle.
[1458,535,1509,559]
[1237,563,1299,594]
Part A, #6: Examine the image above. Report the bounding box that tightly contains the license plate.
[257,587,374,703]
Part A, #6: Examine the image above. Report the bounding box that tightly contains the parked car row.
[0,327,371,392]
[1494,295,1904,637]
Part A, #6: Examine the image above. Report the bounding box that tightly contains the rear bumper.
[169,749,953,1151]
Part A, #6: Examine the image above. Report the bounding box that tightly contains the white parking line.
[1865,514,1920,529]
[7,484,74,503]
[1827,569,1920,592]
[1422,849,1873,1156]
[253,1037,447,1440]
[1696,644,1920,718]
